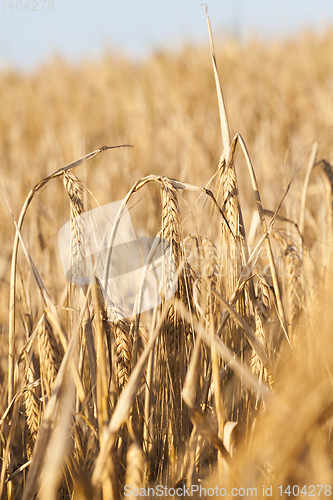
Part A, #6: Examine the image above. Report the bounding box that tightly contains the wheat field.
[1,18,333,500]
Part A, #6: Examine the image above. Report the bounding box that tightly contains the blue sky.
[1,0,333,70]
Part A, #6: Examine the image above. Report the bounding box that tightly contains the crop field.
[1,16,333,500]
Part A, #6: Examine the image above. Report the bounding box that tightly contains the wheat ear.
[125,441,145,497]
[63,172,86,285]
[24,360,40,455]
[273,232,303,341]
[39,314,63,397]
[104,293,133,393]
[114,316,133,392]
[251,276,271,377]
